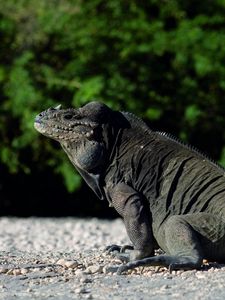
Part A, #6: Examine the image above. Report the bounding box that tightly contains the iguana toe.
[105,244,121,253]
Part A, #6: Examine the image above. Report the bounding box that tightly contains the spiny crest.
[157,131,225,172]
[121,111,153,134]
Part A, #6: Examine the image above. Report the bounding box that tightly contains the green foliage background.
[1,0,225,193]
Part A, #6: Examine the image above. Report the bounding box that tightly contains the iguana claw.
[105,244,133,262]
[120,245,134,252]
[105,244,121,253]
[105,244,134,254]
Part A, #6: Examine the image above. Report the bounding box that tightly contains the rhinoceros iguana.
[34,101,225,274]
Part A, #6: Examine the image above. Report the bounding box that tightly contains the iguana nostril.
[34,116,41,124]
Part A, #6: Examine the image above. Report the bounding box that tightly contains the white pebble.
[85,265,103,274]
[20,268,29,275]
[195,272,206,279]
[56,258,67,266]
[56,258,78,269]
[75,287,88,294]
[13,269,21,276]
[65,260,79,269]
[33,268,41,272]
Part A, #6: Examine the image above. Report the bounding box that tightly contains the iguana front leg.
[106,182,154,261]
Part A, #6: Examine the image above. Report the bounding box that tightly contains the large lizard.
[34,102,225,274]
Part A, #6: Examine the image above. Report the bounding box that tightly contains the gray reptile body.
[34,102,225,274]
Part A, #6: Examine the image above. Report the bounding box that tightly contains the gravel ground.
[0,217,225,300]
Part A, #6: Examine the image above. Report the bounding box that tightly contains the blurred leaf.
[0,147,19,173]
[185,105,202,126]
[179,131,188,142]
[56,159,82,193]
[72,76,104,106]
[219,146,225,168]
[194,54,213,77]
[145,107,162,121]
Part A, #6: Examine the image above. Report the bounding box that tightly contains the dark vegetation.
[0,0,225,216]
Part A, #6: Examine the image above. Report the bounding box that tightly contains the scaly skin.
[34,102,225,274]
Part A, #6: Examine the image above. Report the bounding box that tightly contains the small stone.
[195,272,206,279]
[13,269,21,276]
[85,265,103,274]
[146,271,153,276]
[75,287,88,294]
[56,258,67,266]
[20,268,29,275]
[33,268,41,272]
[65,260,79,269]
[0,268,8,274]
[56,259,78,269]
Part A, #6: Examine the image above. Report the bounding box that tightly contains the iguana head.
[34,102,111,142]
[34,101,124,173]
[34,101,129,200]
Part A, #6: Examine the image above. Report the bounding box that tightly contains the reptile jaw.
[34,119,96,142]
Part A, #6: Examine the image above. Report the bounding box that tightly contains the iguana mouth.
[35,122,95,139]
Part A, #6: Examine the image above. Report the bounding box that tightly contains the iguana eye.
[64,113,73,120]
